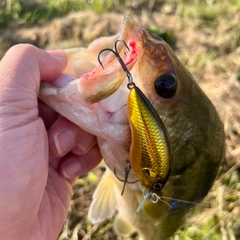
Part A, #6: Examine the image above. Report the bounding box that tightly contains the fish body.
[39,16,224,239]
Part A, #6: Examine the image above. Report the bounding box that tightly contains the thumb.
[0,44,67,100]
[0,44,67,130]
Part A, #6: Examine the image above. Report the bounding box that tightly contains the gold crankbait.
[98,40,172,210]
[127,81,172,192]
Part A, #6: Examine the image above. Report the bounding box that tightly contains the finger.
[71,133,97,155]
[59,145,102,183]
[48,116,98,157]
[0,44,67,99]
[38,100,58,129]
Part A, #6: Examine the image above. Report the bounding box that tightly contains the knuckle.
[7,44,38,58]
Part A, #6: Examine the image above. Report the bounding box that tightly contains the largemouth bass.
[39,16,224,240]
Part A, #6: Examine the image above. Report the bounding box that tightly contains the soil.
[0,6,239,240]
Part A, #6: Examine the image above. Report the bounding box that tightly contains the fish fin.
[113,214,136,236]
[88,168,119,224]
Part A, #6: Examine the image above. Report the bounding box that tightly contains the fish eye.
[151,182,163,191]
[154,74,177,98]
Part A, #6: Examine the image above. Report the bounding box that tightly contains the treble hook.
[97,39,134,86]
[114,160,138,196]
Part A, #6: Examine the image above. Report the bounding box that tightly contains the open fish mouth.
[60,15,144,104]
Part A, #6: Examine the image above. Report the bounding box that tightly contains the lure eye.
[151,182,163,191]
[154,74,177,98]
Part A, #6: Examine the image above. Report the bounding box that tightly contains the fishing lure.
[98,40,172,209]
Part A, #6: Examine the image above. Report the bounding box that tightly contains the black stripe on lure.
[98,40,172,212]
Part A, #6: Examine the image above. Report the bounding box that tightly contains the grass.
[0,0,127,27]
[170,169,240,240]
[1,0,240,28]
[165,2,240,238]
[1,0,240,239]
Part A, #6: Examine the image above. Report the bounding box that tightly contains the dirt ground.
[0,5,239,240]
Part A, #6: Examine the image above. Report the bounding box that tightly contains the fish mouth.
[62,15,143,104]
[96,15,139,70]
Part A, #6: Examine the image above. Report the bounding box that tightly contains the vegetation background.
[0,0,239,239]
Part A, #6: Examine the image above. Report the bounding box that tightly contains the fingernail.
[78,135,97,154]
[48,50,67,61]
[63,160,81,179]
[77,143,91,154]
[54,130,75,155]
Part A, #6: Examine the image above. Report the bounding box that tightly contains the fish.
[39,15,225,240]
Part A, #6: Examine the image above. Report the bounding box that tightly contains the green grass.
[1,0,240,27]
[0,0,127,27]
[167,0,240,19]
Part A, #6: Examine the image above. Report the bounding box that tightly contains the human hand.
[0,44,101,240]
